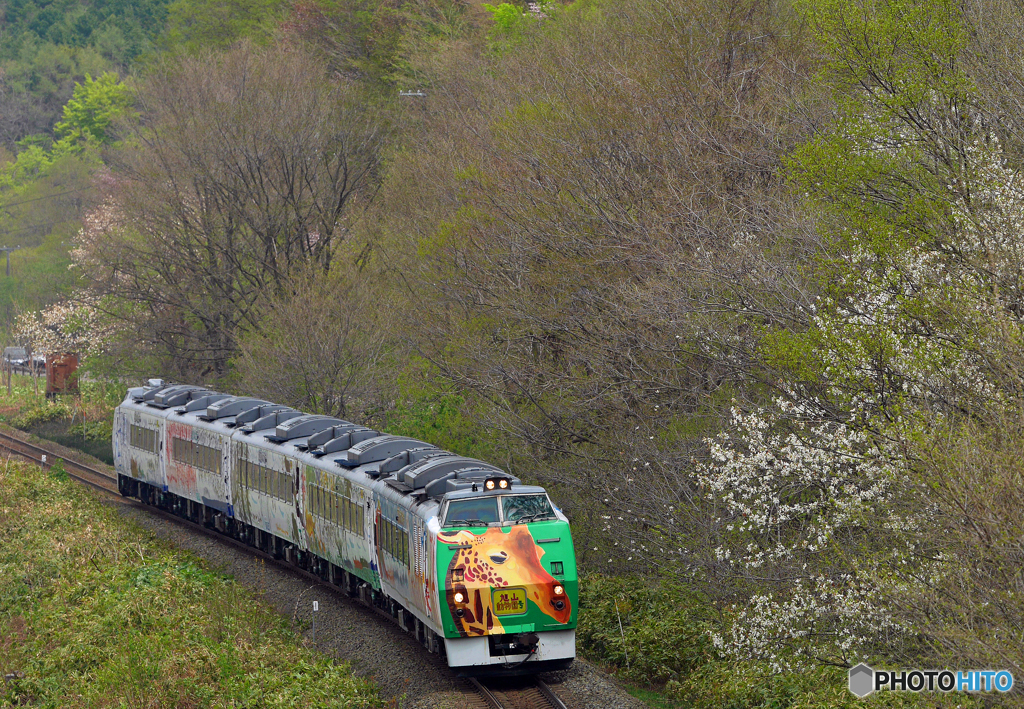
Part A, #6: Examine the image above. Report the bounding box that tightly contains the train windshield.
[501,494,556,523]
[444,497,500,527]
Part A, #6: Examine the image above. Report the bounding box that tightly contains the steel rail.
[0,429,117,494]
[468,678,505,709]
[536,679,570,709]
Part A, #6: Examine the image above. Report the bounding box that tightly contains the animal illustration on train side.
[113,380,578,674]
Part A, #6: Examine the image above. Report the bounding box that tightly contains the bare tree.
[76,42,385,378]
[233,259,391,418]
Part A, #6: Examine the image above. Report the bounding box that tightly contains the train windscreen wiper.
[515,512,554,524]
[447,518,489,527]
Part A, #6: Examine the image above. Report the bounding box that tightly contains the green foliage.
[383,359,502,462]
[159,0,288,53]
[576,574,716,685]
[666,661,972,709]
[0,460,383,708]
[12,399,74,429]
[0,0,170,65]
[787,0,974,251]
[483,2,528,44]
[47,457,68,480]
[53,71,134,149]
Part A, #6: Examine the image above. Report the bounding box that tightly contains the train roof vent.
[133,381,171,402]
[336,435,433,469]
[151,386,211,408]
[317,428,378,457]
[242,409,301,433]
[266,415,344,442]
[177,393,231,413]
[402,455,497,489]
[305,423,357,449]
[233,404,288,427]
[376,447,442,477]
[204,397,271,420]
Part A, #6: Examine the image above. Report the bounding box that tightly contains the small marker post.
[312,600,319,642]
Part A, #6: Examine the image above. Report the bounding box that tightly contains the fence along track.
[0,430,572,709]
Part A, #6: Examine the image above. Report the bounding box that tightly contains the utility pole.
[0,246,17,332]
[0,246,19,277]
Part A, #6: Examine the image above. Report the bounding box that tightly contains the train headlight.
[498,478,509,489]
[454,591,465,604]
[485,479,496,490]
[554,584,564,596]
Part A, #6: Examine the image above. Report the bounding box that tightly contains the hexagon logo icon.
[849,663,874,697]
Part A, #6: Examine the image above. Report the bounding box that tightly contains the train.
[113,380,577,675]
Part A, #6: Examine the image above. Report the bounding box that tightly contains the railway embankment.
[0,459,383,708]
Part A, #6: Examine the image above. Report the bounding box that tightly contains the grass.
[0,459,383,708]
[0,375,118,463]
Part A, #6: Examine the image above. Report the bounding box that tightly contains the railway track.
[467,677,569,709]
[0,429,118,494]
[0,428,572,709]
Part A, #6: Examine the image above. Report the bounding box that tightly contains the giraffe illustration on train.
[114,380,578,675]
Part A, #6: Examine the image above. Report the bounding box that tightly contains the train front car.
[436,477,577,675]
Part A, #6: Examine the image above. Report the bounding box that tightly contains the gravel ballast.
[110,499,649,709]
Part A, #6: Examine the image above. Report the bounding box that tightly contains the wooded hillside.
[4,0,1024,704]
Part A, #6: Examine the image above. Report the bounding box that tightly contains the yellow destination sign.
[492,587,528,616]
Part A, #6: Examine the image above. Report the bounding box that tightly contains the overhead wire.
[0,187,87,211]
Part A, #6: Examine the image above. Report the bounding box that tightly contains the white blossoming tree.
[697,0,1024,671]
